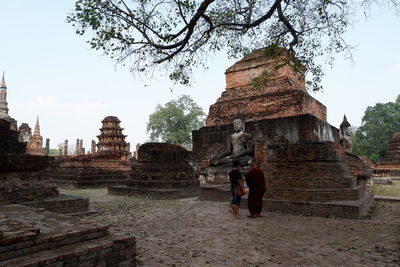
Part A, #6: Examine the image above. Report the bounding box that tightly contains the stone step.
[132,163,193,173]
[0,233,135,267]
[53,179,127,189]
[0,205,109,261]
[131,172,195,181]
[267,176,357,189]
[265,187,364,202]
[51,173,128,181]
[126,179,199,189]
[200,184,232,202]
[22,194,89,213]
[265,161,351,178]
[108,186,200,199]
[263,193,374,218]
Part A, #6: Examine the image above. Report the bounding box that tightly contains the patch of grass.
[372,180,400,197]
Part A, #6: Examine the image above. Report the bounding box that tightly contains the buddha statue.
[340,115,352,153]
[210,114,255,167]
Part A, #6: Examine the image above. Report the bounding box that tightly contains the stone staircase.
[0,204,135,266]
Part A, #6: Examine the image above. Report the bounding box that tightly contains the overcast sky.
[1,1,399,151]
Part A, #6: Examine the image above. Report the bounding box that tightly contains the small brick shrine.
[375,132,400,177]
[193,47,373,218]
[109,143,200,199]
[26,117,44,156]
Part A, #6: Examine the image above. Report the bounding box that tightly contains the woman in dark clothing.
[245,163,266,218]
[229,160,244,217]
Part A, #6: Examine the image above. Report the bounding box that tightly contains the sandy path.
[62,189,400,267]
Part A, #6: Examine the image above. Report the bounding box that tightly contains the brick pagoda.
[375,132,400,177]
[97,116,130,160]
[193,47,373,218]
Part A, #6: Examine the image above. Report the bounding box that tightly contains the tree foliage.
[352,95,400,163]
[67,0,399,91]
[146,95,206,149]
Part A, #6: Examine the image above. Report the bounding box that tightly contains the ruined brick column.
[75,139,79,155]
[79,139,83,155]
[91,140,96,154]
[63,139,68,156]
[45,138,50,156]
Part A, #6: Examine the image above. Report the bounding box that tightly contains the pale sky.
[1,1,399,151]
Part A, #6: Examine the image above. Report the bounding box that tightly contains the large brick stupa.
[193,47,373,218]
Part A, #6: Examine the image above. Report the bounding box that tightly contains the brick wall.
[193,114,339,166]
[0,119,26,154]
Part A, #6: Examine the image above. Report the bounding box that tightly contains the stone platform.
[0,204,135,266]
[109,186,199,200]
[109,143,200,199]
[48,156,131,189]
[376,132,400,178]
[200,184,373,218]
[22,194,89,214]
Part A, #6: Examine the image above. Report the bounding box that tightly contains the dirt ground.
[61,188,399,267]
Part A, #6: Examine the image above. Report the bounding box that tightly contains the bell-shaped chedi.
[206,47,326,127]
[376,132,400,177]
[96,116,130,160]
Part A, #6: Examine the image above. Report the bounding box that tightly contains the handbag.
[236,185,245,196]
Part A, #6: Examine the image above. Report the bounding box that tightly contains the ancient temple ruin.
[375,132,400,178]
[48,116,131,188]
[97,116,130,160]
[109,143,200,199]
[26,117,44,156]
[18,123,32,143]
[0,71,17,130]
[193,47,373,218]
[0,118,135,266]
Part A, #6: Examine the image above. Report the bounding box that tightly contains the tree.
[352,95,400,163]
[67,0,400,91]
[147,95,206,149]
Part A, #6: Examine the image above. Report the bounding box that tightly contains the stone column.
[91,140,96,154]
[75,139,79,155]
[45,138,50,156]
[79,139,83,155]
[59,148,62,156]
[63,139,68,156]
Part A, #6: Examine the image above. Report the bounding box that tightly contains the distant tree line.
[352,94,400,163]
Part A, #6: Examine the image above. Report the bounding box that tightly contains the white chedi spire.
[0,70,10,119]
[0,71,6,89]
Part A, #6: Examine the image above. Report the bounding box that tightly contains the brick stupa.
[376,132,400,177]
[193,47,373,218]
[206,48,326,127]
